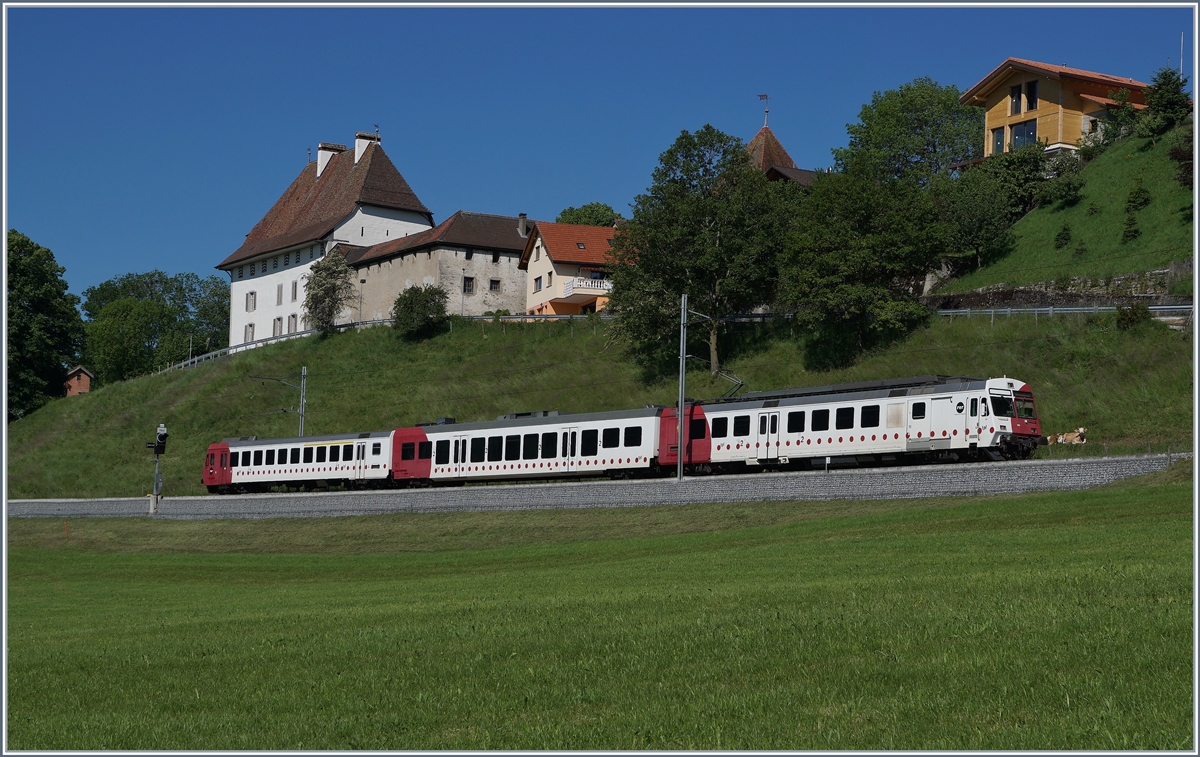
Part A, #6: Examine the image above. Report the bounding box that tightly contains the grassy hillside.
[7,463,1192,749]
[945,129,1193,292]
[7,313,1190,499]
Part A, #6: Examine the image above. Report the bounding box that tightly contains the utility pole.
[678,293,687,482]
[359,279,366,323]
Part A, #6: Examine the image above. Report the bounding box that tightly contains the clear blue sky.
[5,5,1194,300]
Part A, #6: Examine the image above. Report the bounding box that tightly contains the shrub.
[1116,301,1151,330]
[1125,177,1152,212]
[1074,239,1088,257]
[1054,223,1072,249]
[1086,202,1099,216]
[391,284,449,340]
[1121,213,1142,243]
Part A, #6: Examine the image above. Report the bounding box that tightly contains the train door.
[353,441,367,481]
[967,397,982,445]
[756,411,780,460]
[907,398,932,447]
[452,435,470,478]
[930,398,955,447]
[562,427,579,472]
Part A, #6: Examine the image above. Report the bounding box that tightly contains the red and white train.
[201,374,1045,494]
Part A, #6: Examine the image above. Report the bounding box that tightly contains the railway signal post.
[146,423,168,514]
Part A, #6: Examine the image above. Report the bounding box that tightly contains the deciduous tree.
[607,125,799,376]
[85,298,170,383]
[556,202,623,226]
[303,250,356,336]
[391,284,449,340]
[7,230,84,421]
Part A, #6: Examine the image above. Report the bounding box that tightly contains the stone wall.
[8,454,1184,520]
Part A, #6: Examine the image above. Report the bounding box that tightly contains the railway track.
[7,453,1184,521]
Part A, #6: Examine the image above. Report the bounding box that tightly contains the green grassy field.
[6,312,1190,498]
[6,461,1192,750]
[944,128,1193,292]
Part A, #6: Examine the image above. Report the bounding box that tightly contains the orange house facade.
[960,57,1147,157]
[519,222,614,315]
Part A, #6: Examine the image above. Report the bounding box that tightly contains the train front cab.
[202,442,232,492]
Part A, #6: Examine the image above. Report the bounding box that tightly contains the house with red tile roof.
[344,211,531,319]
[960,57,1148,157]
[518,222,615,315]
[63,365,93,396]
[216,132,434,346]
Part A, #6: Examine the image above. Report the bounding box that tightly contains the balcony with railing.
[560,276,613,302]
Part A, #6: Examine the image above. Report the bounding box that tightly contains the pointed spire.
[746,125,796,172]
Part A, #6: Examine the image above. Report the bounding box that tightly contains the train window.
[624,426,642,447]
[690,418,707,439]
[505,435,521,461]
[570,431,577,456]
[860,405,880,428]
[471,437,486,463]
[711,417,728,438]
[989,396,1014,418]
[435,439,450,465]
[253,450,263,466]
[221,453,228,468]
[401,442,415,460]
[835,408,854,430]
[207,453,214,466]
[602,428,620,448]
[372,442,381,456]
[887,404,904,428]
[230,452,240,467]
[241,451,251,466]
[418,441,433,459]
[278,448,287,463]
[487,436,503,462]
[787,411,805,433]
[452,440,459,464]
[1014,393,1037,419]
[303,447,314,463]
[970,398,978,417]
[359,445,366,461]
[759,416,767,434]
[733,415,750,437]
[562,432,569,457]
[812,409,829,432]
[980,398,990,417]
[770,415,778,434]
[316,446,327,463]
[541,432,557,458]
[911,402,926,420]
[343,444,354,460]
[265,449,275,466]
[523,433,539,460]
[581,429,599,456]
[329,445,340,463]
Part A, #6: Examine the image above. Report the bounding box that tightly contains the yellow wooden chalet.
[960,57,1147,157]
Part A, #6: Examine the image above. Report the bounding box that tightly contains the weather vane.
[758,94,769,127]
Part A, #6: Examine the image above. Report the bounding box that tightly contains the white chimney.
[354,131,380,164]
[316,142,346,178]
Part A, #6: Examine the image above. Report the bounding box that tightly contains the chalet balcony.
[560,276,613,303]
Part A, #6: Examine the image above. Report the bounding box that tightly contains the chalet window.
[534,276,542,292]
[1025,81,1038,111]
[1012,119,1037,149]
[547,272,553,287]
[992,127,1005,155]
[490,279,501,292]
[463,277,474,294]
[1010,85,1022,115]
[246,291,256,312]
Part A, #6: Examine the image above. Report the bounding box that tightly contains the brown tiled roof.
[746,126,797,171]
[961,57,1148,105]
[518,222,616,269]
[766,165,818,185]
[345,211,531,266]
[217,141,432,269]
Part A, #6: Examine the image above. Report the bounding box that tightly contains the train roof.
[220,430,392,447]
[418,405,662,433]
[704,375,991,410]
